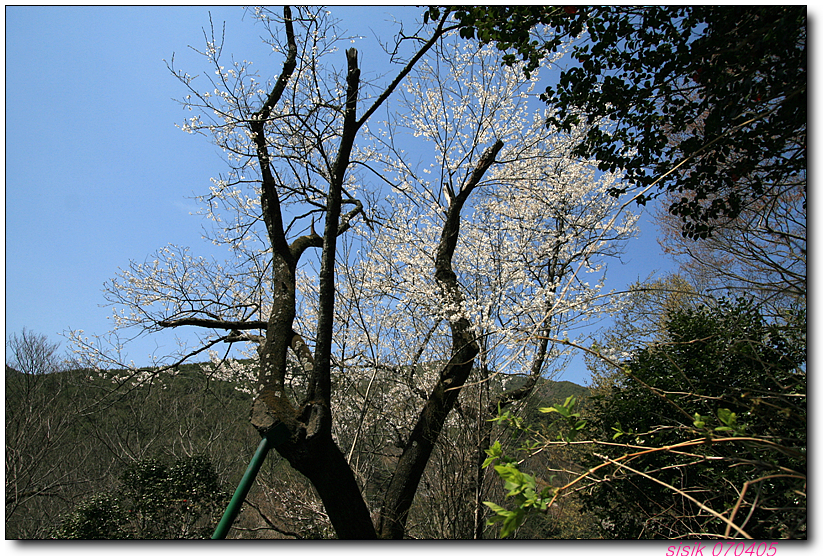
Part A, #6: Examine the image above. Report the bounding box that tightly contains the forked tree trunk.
[377,140,504,539]
[190,6,492,539]
[250,44,378,540]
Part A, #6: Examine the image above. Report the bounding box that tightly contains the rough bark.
[377,140,504,539]
[263,15,455,539]
[308,47,360,408]
[249,41,376,540]
[160,7,462,539]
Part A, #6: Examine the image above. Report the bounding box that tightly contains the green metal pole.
[212,423,289,539]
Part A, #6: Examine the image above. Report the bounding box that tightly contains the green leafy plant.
[539,395,587,442]
[581,300,806,539]
[482,397,588,538]
[482,441,553,538]
[693,408,747,436]
[51,493,132,540]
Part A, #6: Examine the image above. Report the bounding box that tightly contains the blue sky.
[4,5,675,385]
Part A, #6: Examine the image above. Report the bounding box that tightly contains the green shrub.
[53,456,229,539]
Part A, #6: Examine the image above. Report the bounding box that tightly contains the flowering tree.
[80,7,637,538]
[322,38,638,537]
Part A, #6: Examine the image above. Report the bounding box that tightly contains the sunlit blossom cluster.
[343,35,638,388]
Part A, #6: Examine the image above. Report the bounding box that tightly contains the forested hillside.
[5,352,254,538]
[5,341,588,539]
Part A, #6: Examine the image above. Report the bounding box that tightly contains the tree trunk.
[250,44,377,540]
[377,140,503,539]
[176,8,459,539]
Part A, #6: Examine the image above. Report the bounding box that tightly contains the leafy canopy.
[429,6,807,238]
